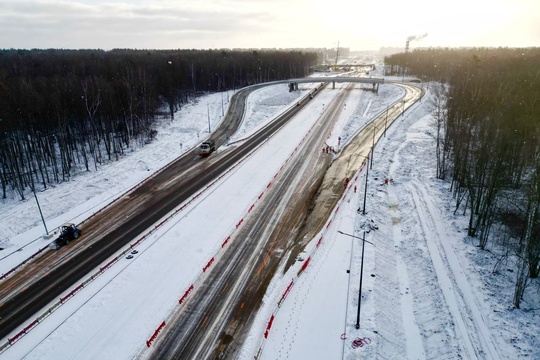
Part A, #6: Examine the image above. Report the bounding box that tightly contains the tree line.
[385,47,540,308]
[0,48,317,201]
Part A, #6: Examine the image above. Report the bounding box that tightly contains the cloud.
[0,0,538,50]
[0,0,274,49]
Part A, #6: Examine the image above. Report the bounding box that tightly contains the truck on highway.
[199,140,216,156]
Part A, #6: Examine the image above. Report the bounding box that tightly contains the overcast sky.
[1,0,538,51]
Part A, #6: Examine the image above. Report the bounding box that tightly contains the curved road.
[147,82,422,359]
[1,81,421,359]
[0,82,313,341]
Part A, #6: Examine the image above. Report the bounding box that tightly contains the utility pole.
[31,186,48,236]
[356,231,366,329]
[335,41,340,65]
[362,151,370,215]
[384,106,388,137]
[371,126,375,169]
[338,231,373,330]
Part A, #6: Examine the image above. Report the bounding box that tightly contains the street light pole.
[356,231,366,329]
[371,127,375,169]
[338,230,373,330]
[362,151,369,215]
[31,186,48,235]
[384,105,388,137]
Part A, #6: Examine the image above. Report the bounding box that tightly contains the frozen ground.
[0,72,538,359]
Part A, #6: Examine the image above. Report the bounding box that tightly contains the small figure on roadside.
[344,177,350,188]
[354,185,357,193]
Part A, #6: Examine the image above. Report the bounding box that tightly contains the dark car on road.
[55,223,81,248]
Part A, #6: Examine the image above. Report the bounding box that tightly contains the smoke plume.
[407,33,428,42]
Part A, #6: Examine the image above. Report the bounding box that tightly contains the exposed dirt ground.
[285,83,420,271]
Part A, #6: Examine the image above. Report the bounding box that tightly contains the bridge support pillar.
[332,81,335,90]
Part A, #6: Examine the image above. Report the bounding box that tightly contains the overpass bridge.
[286,76,384,91]
[315,63,376,71]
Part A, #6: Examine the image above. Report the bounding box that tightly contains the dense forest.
[385,47,540,308]
[0,48,317,200]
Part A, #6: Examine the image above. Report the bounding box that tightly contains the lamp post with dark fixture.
[30,184,48,236]
[354,152,371,216]
[362,150,370,215]
[338,230,373,329]
[384,105,388,137]
[370,127,375,169]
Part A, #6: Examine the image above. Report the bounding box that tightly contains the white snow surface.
[0,72,538,360]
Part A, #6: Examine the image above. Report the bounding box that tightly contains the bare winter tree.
[386,47,540,305]
[0,48,318,201]
[514,152,539,308]
[429,82,449,180]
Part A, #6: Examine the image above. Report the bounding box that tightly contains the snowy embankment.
[0,82,324,358]
[241,82,539,360]
[0,76,538,360]
[0,85,304,271]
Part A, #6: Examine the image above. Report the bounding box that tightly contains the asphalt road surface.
[147,82,421,359]
[0,82,308,341]
[0,81,420,359]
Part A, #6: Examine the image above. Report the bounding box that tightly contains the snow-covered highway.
[0,73,538,359]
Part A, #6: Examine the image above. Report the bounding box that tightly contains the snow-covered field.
[0,70,538,359]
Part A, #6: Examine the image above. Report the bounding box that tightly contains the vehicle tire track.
[386,184,426,360]
[406,179,500,360]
